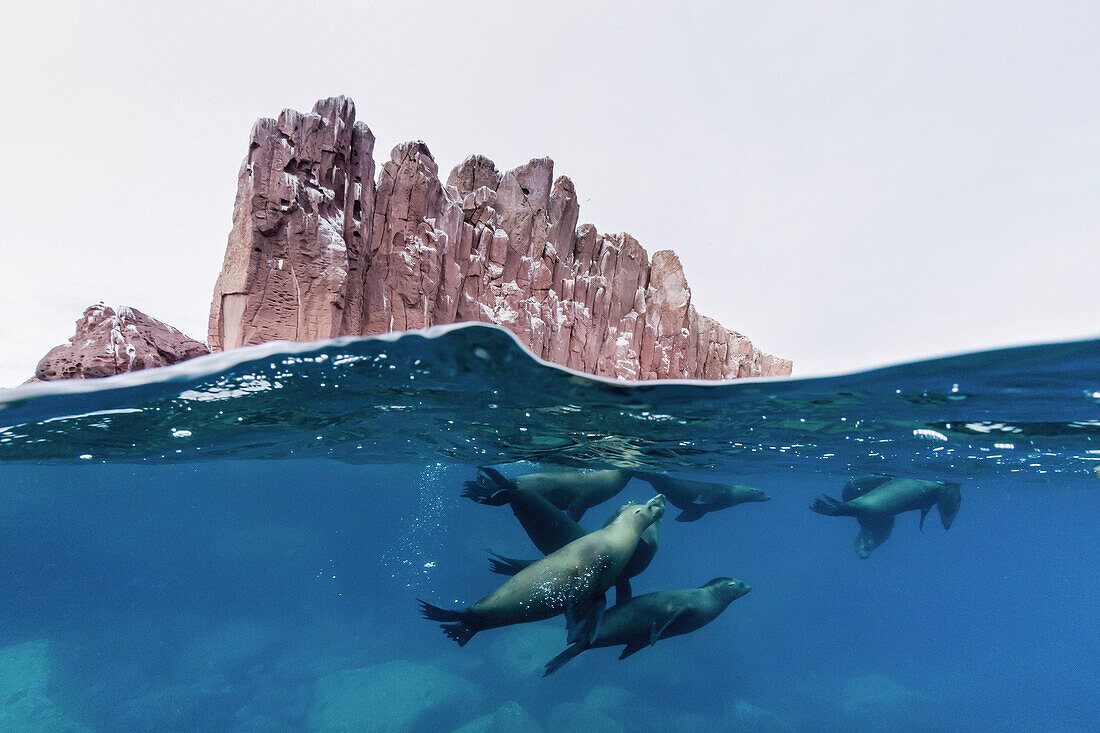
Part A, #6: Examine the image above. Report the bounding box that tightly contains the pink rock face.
[33,305,209,381]
[209,96,792,380]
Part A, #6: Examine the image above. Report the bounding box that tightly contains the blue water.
[1,324,1097,732]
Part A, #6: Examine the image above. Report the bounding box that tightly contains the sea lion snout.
[631,494,665,524]
[751,489,771,502]
[717,578,752,601]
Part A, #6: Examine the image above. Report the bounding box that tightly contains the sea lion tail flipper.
[809,494,855,517]
[461,467,514,505]
[543,643,585,676]
[440,623,476,647]
[674,505,707,522]
[486,551,532,576]
[479,466,516,490]
[618,642,646,660]
[614,577,632,604]
[565,594,606,646]
[418,600,476,646]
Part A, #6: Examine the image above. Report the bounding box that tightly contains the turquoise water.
[0,324,1097,731]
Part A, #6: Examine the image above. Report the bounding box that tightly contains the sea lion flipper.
[919,505,931,531]
[462,467,515,505]
[566,594,606,646]
[650,609,684,645]
[809,494,855,517]
[486,551,533,576]
[618,642,646,660]
[565,499,586,522]
[614,577,632,604]
[478,466,514,489]
[419,600,476,646]
[543,643,585,676]
[674,505,707,522]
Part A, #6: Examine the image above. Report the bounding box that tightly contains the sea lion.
[464,467,632,521]
[809,475,962,558]
[543,577,751,675]
[483,489,663,603]
[420,494,666,646]
[632,471,770,521]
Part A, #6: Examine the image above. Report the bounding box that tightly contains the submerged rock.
[839,673,927,728]
[546,702,625,733]
[725,699,795,732]
[119,678,238,732]
[208,96,792,381]
[545,686,636,733]
[451,701,543,733]
[489,625,565,679]
[0,640,88,732]
[33,304,208,381]
[307,660,481,733]
[183,620,274,675]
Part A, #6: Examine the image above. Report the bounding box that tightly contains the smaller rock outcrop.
[33,304,209,381]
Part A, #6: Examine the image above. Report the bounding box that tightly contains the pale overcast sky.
[1,1,1097,386]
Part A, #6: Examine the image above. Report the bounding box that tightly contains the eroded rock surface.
[34,304,209,381]
[209,96,791,380]
[307,660,480,733]
[0,639,89,731]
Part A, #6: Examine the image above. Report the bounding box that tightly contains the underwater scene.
[1,323,1097,732]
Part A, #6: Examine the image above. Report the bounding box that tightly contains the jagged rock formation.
[209,96,791,380]
[33,304,209,381]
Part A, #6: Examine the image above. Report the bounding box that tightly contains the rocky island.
[33,96,791,382]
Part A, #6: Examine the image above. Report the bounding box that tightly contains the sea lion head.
[615,494,665,531]
[605,501,664,542]
[740,487,771,503]
[704,577,751,604]
[854,529,881,558]
[937,482,961,529]
[854,514,896,558]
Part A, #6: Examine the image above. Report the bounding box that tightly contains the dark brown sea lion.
[632,471,770,521]
[463,467,632,521]
[809,475,962,558]
[480,485,663,603]
[543,577,751,675]
[420,494,666,646]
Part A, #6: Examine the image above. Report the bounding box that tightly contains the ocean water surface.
[1,324,1097,732]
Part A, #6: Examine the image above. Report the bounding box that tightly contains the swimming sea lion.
[543,577,751,675]
[809,476,962,558]
[420,494,666,646]
[484,489,663,603]
[463,467,632,521]
[632,471,770,521]
[469,478,587,557]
